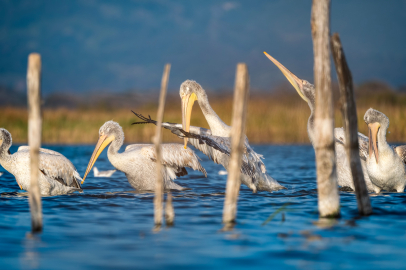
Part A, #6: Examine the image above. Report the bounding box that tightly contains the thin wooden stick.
[27,53,43,232]
[330,33,372,216]
[154,64,171,227]
[311,0,340,217]
[222,63,249,226]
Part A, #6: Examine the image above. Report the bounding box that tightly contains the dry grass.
[2,92,406,144]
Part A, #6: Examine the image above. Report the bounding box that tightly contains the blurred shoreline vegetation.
[1,80,406,144]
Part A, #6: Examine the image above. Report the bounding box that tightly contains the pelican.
[0,128,82,195]
[82,121,207,191]
[263,52,378,192]
[133,80,285,193]
[364,108,406,192]
[132,112,257,178]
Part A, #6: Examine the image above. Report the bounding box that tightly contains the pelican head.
[0,128,12,155]
[263,52,314,106]
[364,108,389,164]
[180,80,204,149]
[82,121,124,183]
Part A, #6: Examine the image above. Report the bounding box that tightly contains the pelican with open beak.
[364,108,406,192]
[263,52,309,103]
[263,52,317,144]
[82,120,207,191]
[263,51,381,192]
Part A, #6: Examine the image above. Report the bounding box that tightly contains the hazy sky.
[0,0,405,94]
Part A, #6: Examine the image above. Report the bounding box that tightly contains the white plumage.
[82,121,207,191]
[0,129,82,195]
[132,80,285,193]
[363,108,406,192]
[264,53,378,192]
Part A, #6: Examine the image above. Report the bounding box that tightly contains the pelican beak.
[368,122,380,164]
[181,93,198,149]
[82,134,115,184]
[263,51,307,102]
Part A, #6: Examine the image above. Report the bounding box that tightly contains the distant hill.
[42,90,173,109]
[0,79,404,109]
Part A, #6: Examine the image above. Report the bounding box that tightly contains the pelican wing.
[181,131,257,177]
[131,112,226,155]
[245,140,267,174]
[334,127,369,161]
[394,145,406,165]
[357,133,370,161]
[131,111,255,176]
[18,146,64,156]
[131,144,207,177]
[18,146,82,189]
[131,111,212,137]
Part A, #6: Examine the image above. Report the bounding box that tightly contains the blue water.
[1,145,406,269]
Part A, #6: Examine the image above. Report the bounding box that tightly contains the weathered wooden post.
[153,64,171,227]
[311,0,340,217]
[330,33,372,216]
[27,53,43,232]
[222,63,249,226]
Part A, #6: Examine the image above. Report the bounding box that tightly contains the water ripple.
[0,144,405,269]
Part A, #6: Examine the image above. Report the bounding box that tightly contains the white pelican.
[93,167,116,177]
[263,52,378,192]
[132,112,257,178]
[364,108,406,192]
[82,121,207,191]
[132,80,286,193]
[0,128,82,195]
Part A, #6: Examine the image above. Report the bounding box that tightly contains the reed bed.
[1,93,406,144]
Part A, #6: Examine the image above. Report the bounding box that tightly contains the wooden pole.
[222,63,249,226]
[311,0,340,217]
[27,53,43,232]
[153,64,171,227]
[330,33,372,216]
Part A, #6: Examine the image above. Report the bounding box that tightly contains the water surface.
[1,145,406,269]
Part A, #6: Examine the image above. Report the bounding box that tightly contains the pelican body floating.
[132,80,285,193]
[82,121,207,191]
[0,128,82,196]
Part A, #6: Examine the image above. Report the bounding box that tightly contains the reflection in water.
[153,224,162,233]
[21,234,41,269]
[312,218,339,229]
[221,222,236,232]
